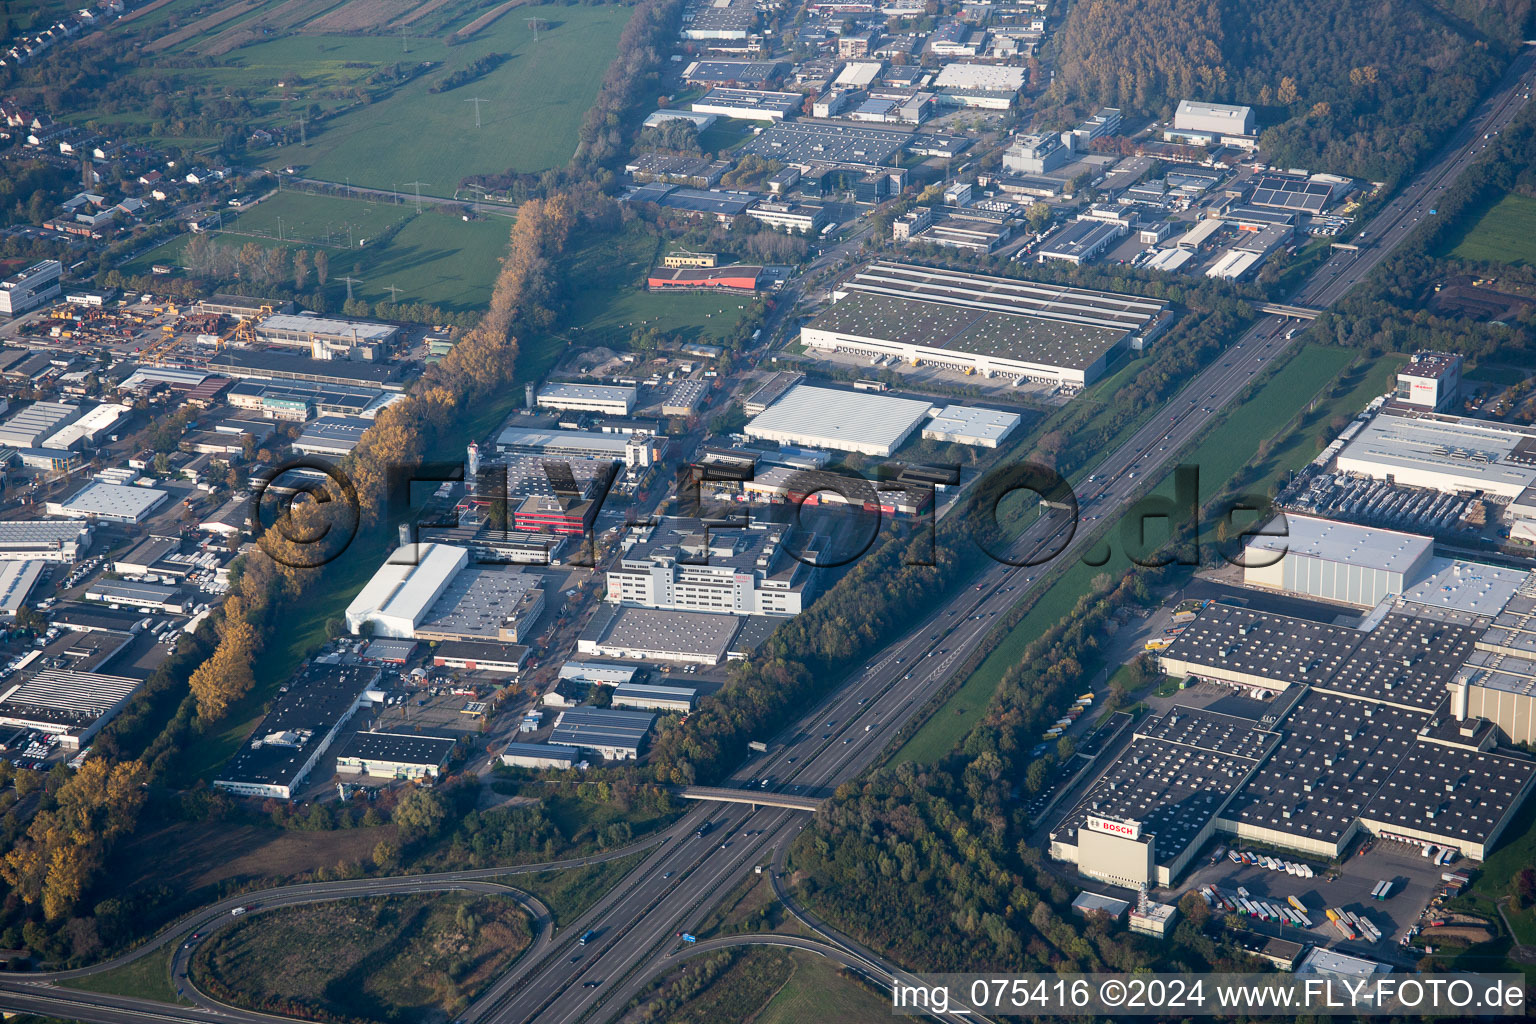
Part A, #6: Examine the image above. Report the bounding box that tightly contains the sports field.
[244,3,631,188]
[557,224,752,347]
[126,191,513,312]
[1445,192,1536,266]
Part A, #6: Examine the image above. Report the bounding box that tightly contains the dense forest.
[1050,0,1529,180]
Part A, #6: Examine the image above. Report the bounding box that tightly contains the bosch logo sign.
[1086,815,1142,840]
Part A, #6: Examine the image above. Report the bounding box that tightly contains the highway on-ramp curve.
[469,48,1536,1024]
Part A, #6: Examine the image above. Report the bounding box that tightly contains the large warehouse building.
[744,383,933,456]
[800,262,1171,387]
[1243,515,1436,608]
[1056,585,1536,884]
[1335,409,1536,502]
[255,315,400,360]
[345,543,544,642]
[536,382,638,415]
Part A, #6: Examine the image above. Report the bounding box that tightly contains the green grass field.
[508,849,648,925]
[753,953,891,1024]
[241,4,631,188]
[1444,192,1536,266]
[892,344,1359,764]
[125,191,514,312]
[557,224,751,348]
[192,893,531,1022]
[60,944,187,1005]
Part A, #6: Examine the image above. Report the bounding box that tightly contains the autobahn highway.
[474,46,1536,1024]
[3,47,1532,1024]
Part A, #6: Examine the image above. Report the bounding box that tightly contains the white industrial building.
[500,741,578,769]
[344,543,469,638]
[922,405,1021,447]
[607,517,812,616]
[1394,352,1463,411]
[1244,515,1435,607]
[547,706,656,760]
[0,521,91,562]
[932,63,1026,108]
[535,382,638,415]
[578,605,743,665]
[0,401,80,448]
[42,403,129,450]
[335,731,455,781]
[0,260,62,315]
[0,560,43,617]
[254,314,399,360]
[1335,409,1536,502]
[1168,100,1256,143]
[744,383,932,456]
[46,481,167,523]
[611,682,697,712]
[0,668,145,749]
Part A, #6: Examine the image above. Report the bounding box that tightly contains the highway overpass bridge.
[679,786,824,812]
[1258,302,1322,320]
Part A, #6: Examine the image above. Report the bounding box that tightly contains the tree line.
[1050,0,1518,183]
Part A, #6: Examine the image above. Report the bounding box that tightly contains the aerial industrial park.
[0,0,1532,1021]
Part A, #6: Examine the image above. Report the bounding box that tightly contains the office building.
[607,517,813,617]
[1002,132,1069,175]
[1394,352,1463,411]
[0,260,62,315]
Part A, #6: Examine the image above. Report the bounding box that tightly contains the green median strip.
[60,943,188,1005]
[891,343,1367,765]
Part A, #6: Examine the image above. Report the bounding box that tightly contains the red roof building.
[646,265,764,292]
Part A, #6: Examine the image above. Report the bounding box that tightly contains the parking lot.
[1178,833,1457,957]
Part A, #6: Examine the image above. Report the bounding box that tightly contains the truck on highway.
[580,929,598,945]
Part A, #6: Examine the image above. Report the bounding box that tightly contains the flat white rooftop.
[257,314,398,342]
[51,481,167,522]
[345,543,469,636]
[1247,514,1433,574]
[1335,410,1536,499]
[923,404,1021,445]
[1398,559,1531,617]
[537,382,638,407]
[745,384,932,456]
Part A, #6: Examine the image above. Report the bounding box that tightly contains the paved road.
[2,47,1530,1024]
[469,47,1536,1024]
[0,838,665,1024]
